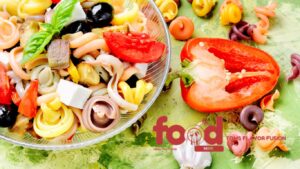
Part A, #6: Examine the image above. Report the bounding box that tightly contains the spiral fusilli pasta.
[192,0,216,17]
[118,80,153,105]
[252,2,277,44]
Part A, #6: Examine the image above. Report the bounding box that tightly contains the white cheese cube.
[57,79,92,109]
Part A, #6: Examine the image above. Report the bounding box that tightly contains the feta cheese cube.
[57,79,92,109]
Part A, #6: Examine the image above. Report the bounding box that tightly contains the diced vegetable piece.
[56,79,92,109]
[77,63,100,86]
[68,60,80,83]
[47,39,70,69]
[18,80,39,118]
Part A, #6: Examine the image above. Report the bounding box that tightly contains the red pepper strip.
[11,85,21,106]
[0,63,11,105]
[18,80,39,118]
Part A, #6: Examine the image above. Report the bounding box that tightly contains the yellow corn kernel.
[112,3,139,25]
[68,60,80,84]
[192,0,216,17]
[155,0,178,22]
[220,3,242,25]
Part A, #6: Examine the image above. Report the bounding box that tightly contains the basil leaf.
[51,0,79,32]
[21,0,78,64]
[21,24,55,64]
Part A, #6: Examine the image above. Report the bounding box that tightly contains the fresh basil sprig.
[21,0,78,64]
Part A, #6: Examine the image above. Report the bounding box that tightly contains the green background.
[1,0,300,168]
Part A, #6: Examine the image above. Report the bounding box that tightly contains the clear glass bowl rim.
[0,0,171,150]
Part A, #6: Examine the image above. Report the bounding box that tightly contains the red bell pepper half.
[166,38,280,113]
[18,80,39,118]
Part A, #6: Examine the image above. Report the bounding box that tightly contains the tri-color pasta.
[228,2,277,44]
[220,0,243,25]
[192,0,216,17]
[0,0,160,141]
[252,2,277,44]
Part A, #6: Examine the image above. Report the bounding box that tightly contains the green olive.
[77,63,100,86]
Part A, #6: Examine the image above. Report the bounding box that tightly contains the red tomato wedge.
[103,32,166,63]
[18,80,39,118]
[0,63,11,105]
[180,38,280,113]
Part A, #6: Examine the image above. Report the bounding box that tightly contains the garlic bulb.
[173,135,212,169]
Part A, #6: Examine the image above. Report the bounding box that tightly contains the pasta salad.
[0,0,166,142]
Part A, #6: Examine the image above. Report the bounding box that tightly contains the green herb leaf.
[21,24,55,64]
[51,0,78,31]
[133,132,156,146]
[21,0,78,64]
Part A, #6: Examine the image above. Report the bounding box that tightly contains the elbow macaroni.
[192,0,216,17]
[118,80,153,105]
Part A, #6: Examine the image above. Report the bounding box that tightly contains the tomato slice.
[18,80,39,118]
[103,32,166,63]
[180,38,280,112]
[0,63,11,105]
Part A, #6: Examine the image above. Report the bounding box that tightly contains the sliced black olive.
[87,2,113,28]
[61,20,92,35]
[126,75,139,88]
[0,104,18,127]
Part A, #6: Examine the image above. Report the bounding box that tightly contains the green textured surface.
[1,0,300,168]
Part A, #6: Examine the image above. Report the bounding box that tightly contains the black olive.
[0,104,18,127]
[61,20,92,35]
[87,2,113,28]
[126,75,139,88]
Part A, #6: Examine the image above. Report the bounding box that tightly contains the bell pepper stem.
[164,70,195,90]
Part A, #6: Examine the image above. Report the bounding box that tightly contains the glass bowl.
[0,0,171,150]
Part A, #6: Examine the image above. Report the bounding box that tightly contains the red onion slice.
[288,53,300,81]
